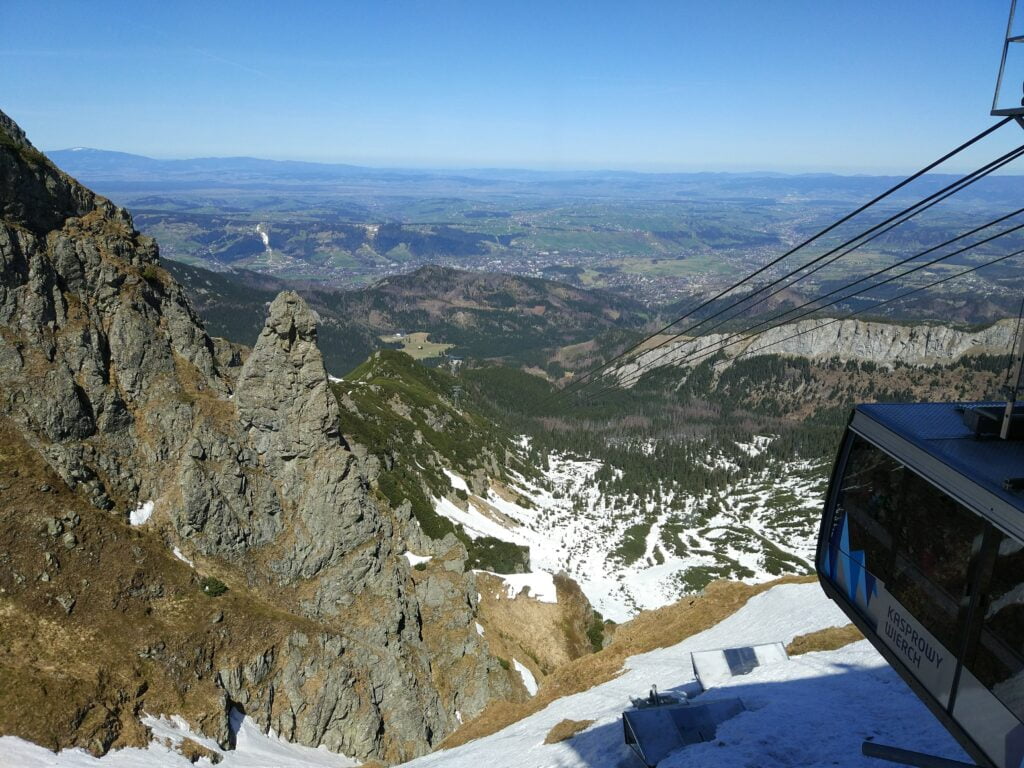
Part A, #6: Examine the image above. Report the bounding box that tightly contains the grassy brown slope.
[544,718,595,744]
[442,574,816,749]
[787,624,862,656]
[0,418,332,755]
[474,572,597,681]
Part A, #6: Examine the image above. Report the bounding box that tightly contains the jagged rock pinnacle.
[236,290,341,455]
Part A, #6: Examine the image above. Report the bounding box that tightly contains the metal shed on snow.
[690,642,789,690]
[622,698,745,767]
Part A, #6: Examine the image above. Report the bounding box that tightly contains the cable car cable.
[607,230,1024,394]
[564,142,1024,403]
[612,206,1024,389]
[643,144,1024,353]
[1004,294,1024,392]
[724,248,1024,367]
[600,246,1024,400]
[604,218,1024,393]
[542,119,1014,407]
[608,227,1024,394]
[610,143,1024,380]
[609,209,1024,390]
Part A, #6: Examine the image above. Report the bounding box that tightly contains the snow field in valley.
[0,707,359,768]
[435,438,829,622]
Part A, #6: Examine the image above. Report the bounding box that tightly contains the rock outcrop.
[0,108,518,762]
[232,291,379,589]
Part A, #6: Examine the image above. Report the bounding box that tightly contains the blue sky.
[1,1,1021,172]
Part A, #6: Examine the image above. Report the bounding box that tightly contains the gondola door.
[820,432,977,708]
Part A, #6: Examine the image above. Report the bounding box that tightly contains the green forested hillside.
[334,351,533,572]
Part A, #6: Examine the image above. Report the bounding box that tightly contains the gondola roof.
[853,401,1024,524]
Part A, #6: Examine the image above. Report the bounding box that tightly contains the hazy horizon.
[40,143,1024,179]
[5,1,1023,175]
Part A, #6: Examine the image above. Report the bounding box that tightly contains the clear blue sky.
[1,1,1021,172]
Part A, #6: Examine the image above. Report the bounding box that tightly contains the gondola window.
[829,436,983,659]
[965,532,1024,721]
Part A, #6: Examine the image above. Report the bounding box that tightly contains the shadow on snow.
[556,661,970,768]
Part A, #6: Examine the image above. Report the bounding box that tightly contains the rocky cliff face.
[0,108,520,762]
[615,317,1018,385]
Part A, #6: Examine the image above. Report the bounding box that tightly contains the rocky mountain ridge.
[614,316,1018,385]
[0,108,546,763]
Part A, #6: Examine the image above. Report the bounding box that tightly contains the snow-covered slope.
[0,708,359,767]
[334,346,827,623]
[399,582,970,768]
[437,438,826,622]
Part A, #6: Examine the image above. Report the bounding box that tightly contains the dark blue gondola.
[817,401,1024,768]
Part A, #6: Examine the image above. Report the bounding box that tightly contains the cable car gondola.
[817,401,1024,768]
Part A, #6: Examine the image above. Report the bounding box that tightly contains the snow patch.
[480,571,557,604]
[172,547,194,568]
[403,551,432,567]
[443,468,469,492]
[475,622,485,637]
[513,658,538,696]
[129,501,154,526]
[433,496,514,541]
[735,435,774,457]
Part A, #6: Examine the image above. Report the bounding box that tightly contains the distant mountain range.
[48,147,422,182]
[47,147,1024,204]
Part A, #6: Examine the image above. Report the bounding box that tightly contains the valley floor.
[0,583,970,768]
[439,439,825,622]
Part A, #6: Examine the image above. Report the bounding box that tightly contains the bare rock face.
[742,317,1017,364]
[616,317,1018,385]
[233,291,379,584]
[0,114,223,512]
[235,291,341,468]
[0,108,516,763]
